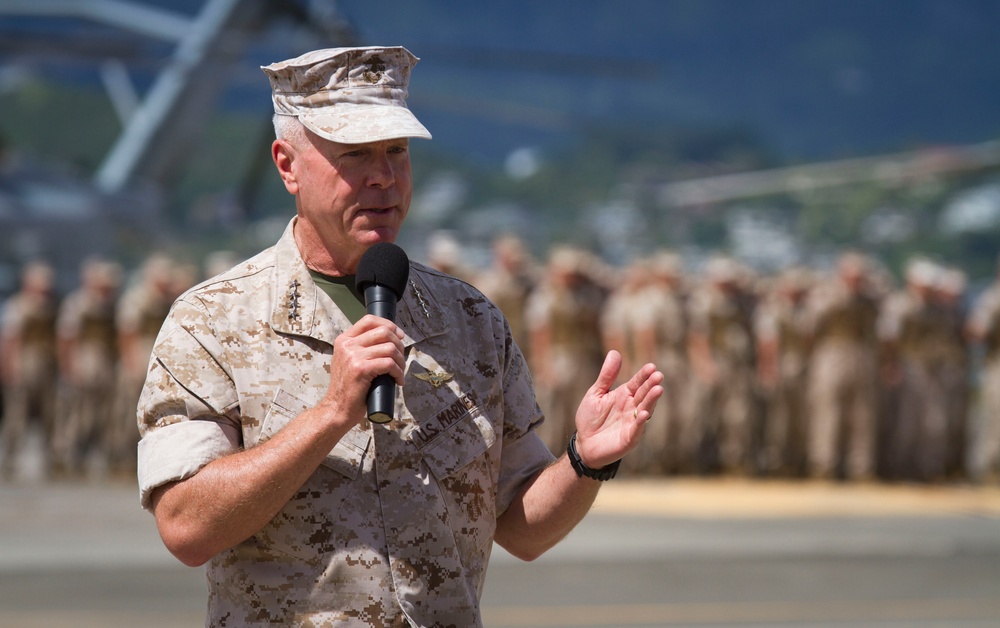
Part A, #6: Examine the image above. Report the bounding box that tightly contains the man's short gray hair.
[272,114,307,147]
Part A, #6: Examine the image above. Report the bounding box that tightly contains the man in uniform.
[526,245,609,455]
[754,266,813,477]
[0,261,59,479]
[56,257,121,477]
[804,252,880,481]
[474,233,537,362]
[600,258,661,474]
[934,266,971,479]
[878,258,950,482]
[686,255,759,474]
[108,254,176,477]
[136,46,663,627]
[618,251,691,475]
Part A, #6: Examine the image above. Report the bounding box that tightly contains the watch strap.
[567,432,621,481]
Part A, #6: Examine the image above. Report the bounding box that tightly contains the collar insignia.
[415,371,453,388]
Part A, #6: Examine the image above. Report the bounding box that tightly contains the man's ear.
[272,139,298,195]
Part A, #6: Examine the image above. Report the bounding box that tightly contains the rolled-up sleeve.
[136,297,241,509]
[138,419,241,508]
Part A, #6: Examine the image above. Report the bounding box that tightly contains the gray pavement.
[1,477,999,627]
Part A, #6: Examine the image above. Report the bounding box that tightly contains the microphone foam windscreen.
[355,242,411,298]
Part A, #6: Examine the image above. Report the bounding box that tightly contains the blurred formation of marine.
[1,242,997,487]
[0,262,60,479]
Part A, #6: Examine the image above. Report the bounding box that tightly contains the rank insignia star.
[415,371,453,388]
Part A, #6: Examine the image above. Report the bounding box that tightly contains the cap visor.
[299,104,431,144]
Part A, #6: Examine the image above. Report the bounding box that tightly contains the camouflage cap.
[262,46,432,144]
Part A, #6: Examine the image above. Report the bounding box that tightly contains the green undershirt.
[308,270,367,324]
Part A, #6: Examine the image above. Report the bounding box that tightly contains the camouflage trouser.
[54,381,116,475]
[888,359,948,482]
[941,361,970,478]
[692,362,756,474]
[807,344,877,480]
[106,371,143,475]
[761,364,809,477]
[1,379,57,477]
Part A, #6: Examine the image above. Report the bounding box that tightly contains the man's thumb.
[591,350,622,395]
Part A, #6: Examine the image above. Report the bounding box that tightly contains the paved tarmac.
[1,473,999,627]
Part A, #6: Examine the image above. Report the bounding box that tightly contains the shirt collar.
[269,217,446,346]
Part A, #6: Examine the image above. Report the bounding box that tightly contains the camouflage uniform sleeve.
[136,296,242,509]
[495,321,556,515]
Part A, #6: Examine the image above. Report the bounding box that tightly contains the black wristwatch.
[567,432,621,481]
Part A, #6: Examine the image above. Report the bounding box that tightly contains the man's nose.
[367,153,396,188]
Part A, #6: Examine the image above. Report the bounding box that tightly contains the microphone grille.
[356,242,410,298]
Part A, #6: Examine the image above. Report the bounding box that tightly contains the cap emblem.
[362,56,387,84]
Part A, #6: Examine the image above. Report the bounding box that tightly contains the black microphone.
[355,242,410,424]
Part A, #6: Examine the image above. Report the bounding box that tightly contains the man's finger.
[590,350,623,395]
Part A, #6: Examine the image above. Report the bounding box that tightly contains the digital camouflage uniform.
[804,277,880,480]
[0,282,59,477]
[686,277,758,474]
[630,272,690,474]
[600,269,657,474]
[754,280,812,477]
[474,247,535,366]
[525,252,606,456]
[935,277,970,479]
[878,286,951,481]
[56,266,120,475]
[137,220,555,627]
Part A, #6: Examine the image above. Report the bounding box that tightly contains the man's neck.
[292,217,356,277]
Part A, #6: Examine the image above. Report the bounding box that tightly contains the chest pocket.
[418,405,496,479]
[258,388,370,479]
[417,405,498,567]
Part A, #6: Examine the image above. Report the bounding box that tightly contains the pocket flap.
[261,389,370,479]
[419,408,496,480]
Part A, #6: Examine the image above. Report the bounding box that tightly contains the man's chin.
[360,227,400,246]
